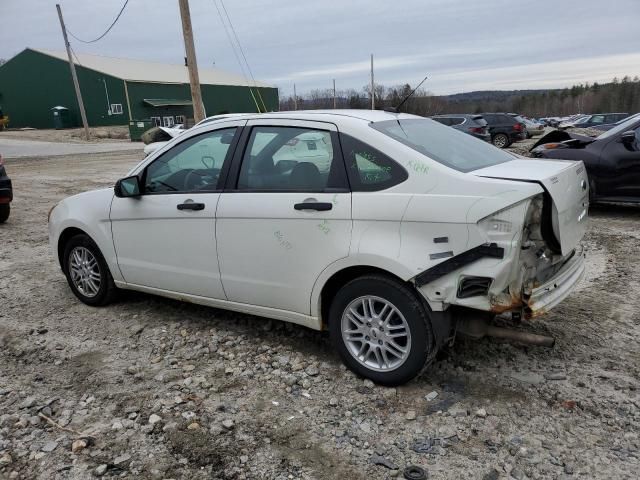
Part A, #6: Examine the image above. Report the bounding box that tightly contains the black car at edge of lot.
[480,113,526,148]
[0,154,12,223]
[531,114,640,204]
[429,114,491,142]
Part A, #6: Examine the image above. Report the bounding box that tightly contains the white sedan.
[48,110,588,385]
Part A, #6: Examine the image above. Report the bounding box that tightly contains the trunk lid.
[472,159,589,255]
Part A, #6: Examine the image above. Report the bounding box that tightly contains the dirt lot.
[0,147,638,480]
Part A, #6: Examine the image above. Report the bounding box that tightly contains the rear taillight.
[513,123,523,131]
[468,127,485,134]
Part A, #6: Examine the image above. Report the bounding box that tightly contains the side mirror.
[619,130,636,144]
[114,175,141,198]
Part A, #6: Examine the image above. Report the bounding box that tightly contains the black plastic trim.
[414,243,504,287]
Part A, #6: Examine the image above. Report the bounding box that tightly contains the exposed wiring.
[67,0,129,44]
[211,0,260,112]
[218,0,267,112]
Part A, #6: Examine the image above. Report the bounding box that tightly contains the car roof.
[231,109,421,123]
[431,113,476,117]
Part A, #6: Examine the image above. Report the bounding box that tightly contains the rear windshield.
[371,118,512,173]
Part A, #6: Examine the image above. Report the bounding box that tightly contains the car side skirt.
[114,281,322,331]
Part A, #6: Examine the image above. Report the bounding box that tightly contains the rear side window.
[449,117,465,126]
[432,117,450,126]
[340,134,407,191]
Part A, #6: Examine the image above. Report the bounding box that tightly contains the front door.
[110,124,241,298]
[599,125,640,198]
[216,119,352,315]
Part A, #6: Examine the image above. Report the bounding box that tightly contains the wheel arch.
[318,265,407,329]
[57,226,89,271]
[315,261,454,347]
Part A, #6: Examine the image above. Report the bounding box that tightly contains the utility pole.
[370,54,375,110]
[293,83,298,110]
[178,0,205,123]
[333,79,336,109]
[56,4,90,140]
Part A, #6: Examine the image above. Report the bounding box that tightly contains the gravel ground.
[0,150,638,480]
[0,127,130,144]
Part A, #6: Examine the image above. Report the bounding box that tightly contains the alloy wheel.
[341,295,412,372]
[68,246,101,298]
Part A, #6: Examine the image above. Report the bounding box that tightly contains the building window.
[110,103,123,115]
[150,116,162,127]
[175,115,185,125]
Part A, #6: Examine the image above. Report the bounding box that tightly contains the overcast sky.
[1,0,639,97]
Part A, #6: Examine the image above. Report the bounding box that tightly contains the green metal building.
[0,48,278,129]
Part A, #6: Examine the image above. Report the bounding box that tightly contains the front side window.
[591,115,606,124]
[237,126,345,191]
[341,134,407,191]
[144,128,237,193]
[371,118,513,172]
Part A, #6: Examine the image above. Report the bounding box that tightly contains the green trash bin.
[129,119,153,142]
[51,106,71,129]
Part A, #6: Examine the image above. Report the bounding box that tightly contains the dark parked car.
[0,154,12,222]
[481,113,526,148]
[430,114,490,141]
[592,113,640,132]
[531,115,640,203]
[561,113,629,130]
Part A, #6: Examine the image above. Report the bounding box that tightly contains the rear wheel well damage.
[319,265,454,347]
[57,227,89,271]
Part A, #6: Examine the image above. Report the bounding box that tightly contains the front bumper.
[525,251,585,319]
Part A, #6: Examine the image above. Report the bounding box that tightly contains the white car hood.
[472,159,589,255]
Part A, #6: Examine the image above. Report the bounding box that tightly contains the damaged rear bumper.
[524,251,585,319]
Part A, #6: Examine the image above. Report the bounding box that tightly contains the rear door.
[216,119,352,315]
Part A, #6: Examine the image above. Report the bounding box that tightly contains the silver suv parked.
[430,114,491,142]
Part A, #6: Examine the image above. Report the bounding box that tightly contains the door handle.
[294,202,333,211]
[177,202,205,211]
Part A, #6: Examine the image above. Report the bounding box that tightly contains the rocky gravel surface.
[0,150,639,479]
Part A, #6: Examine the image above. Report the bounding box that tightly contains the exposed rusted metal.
[456,316,554,347]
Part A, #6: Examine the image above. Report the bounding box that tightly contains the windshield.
[597,114,640,140]
[371,118,512,173]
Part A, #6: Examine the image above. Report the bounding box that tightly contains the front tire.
[0,204,9,223]
[492,133,510,148]
[329,275,435,386]
[62,234,117,306]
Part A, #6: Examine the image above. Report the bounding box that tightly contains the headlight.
[531,143,565,154]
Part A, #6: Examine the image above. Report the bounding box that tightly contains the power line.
[218,0,267,112]
[211,0,260,112]
[67,0,129,44]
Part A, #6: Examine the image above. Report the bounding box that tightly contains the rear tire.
[329,274,435,386]
[62,234,117,306]
[0,204,9,223]
[492,133,510,148]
